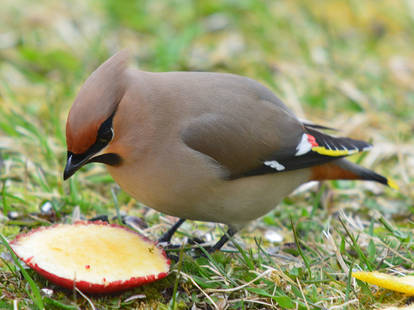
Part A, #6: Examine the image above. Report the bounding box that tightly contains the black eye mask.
[64,113,121,180]
[87,113,120,165]
[96,113,115,146]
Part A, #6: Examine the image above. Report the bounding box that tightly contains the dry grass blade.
[180,271,219,309]
[206,269,272,293]
[75,288,95,310]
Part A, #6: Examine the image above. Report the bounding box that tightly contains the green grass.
[0,0,413,308]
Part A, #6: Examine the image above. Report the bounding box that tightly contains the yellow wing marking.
[311,146,351,157]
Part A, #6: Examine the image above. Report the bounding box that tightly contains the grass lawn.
[0,0,413,309]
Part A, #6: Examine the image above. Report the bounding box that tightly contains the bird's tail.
[311,158,398,190]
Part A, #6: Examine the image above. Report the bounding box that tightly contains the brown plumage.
[64,51,395,250]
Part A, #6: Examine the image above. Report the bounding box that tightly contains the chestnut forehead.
[66,119,100,154]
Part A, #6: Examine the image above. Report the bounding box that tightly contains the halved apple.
[10,221,170,293]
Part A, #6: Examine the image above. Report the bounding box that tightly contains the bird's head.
[64,51,130,180]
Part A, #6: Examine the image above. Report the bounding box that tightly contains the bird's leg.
[207,227,238,253]
[158,218,186,243]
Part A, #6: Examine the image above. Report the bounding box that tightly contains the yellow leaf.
[353,271,414,295]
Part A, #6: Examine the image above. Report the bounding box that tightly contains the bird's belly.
[109,162,310,228]
[186,169,310,228]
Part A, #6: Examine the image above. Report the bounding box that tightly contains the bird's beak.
[63,152,93,180]
[63,149,121,180]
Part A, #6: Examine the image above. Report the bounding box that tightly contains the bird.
[64,50,397,251]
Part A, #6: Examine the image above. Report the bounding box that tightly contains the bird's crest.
[66,50,130,154]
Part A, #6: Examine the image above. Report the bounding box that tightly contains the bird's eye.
[97,113,115,145]
[98,128,113,144]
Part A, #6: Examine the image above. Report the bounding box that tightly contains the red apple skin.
[24,258,169,293]
[10,221,170,294]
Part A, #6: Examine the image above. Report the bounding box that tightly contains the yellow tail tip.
[387,179,399,190]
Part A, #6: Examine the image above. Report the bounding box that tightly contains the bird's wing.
[181,103,371,179]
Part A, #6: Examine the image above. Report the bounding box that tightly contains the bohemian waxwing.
[64,51,397,251]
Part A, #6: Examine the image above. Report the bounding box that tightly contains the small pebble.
[40,201,53,215]
[265,229,283,243]
[41,288,53,297]
[7,211,19,220]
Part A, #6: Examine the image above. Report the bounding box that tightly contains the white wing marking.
[264,160,286,171]
[295,133,312,156]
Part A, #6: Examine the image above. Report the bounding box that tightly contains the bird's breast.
[105,141,224,214]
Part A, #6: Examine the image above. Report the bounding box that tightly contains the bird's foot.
[160,226,238,261]
[158,218,186,243]
[161,237,211,261]
[164,229,238,260]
